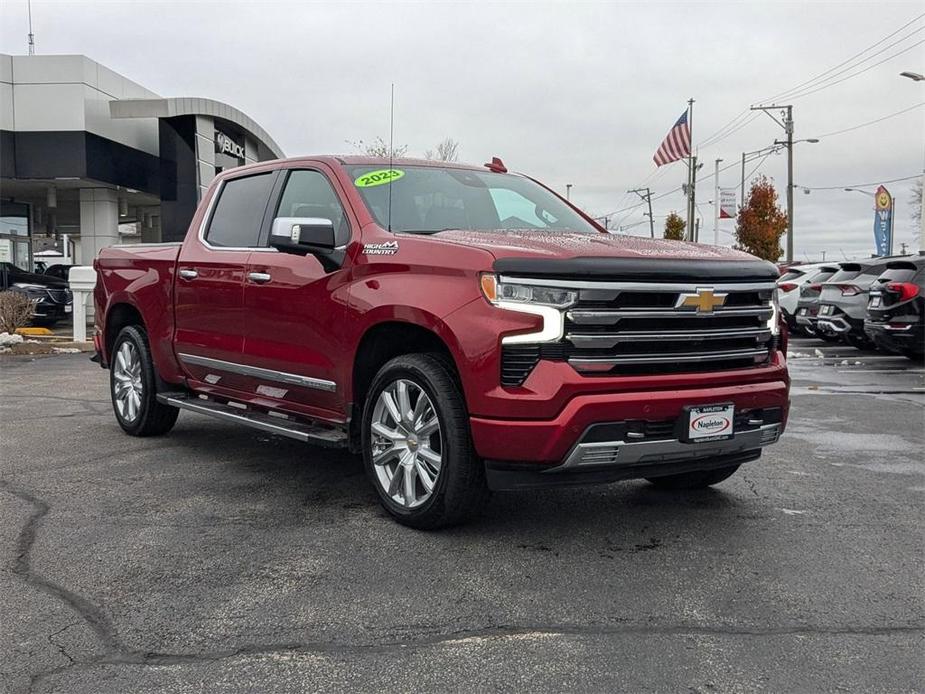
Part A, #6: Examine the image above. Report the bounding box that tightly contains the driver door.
[241,167,353,420]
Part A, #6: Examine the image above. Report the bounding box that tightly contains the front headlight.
[12,283,47,297]
[480,274,577,308]
[767,288,780,336]
[480,274,570,344]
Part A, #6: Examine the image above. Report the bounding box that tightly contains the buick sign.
[215,131,245,159]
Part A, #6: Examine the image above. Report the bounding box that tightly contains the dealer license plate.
[64,305,72,313]
[798,307,808,316]
[685,404,735,442]
[819,304,834,316]
[869,295,881,308]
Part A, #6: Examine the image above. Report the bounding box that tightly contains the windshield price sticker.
[355,169,405,188]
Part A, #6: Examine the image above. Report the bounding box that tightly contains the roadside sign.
[873,185,893,256]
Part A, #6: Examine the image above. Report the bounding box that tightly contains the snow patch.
[0,332,24,347]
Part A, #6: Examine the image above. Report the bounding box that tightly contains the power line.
[755,12,925,104]
[783,39,925,102]
[796,174,922,191]
[809,102,925,139]
[698,14,924,151]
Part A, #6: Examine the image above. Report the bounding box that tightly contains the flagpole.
[686,98,695,241]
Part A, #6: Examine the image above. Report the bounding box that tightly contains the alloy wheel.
[113,341,143,423]
[370,379,443,509]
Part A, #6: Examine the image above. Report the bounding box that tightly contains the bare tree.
[345,136,408,158]
[910,177,923,224]
[425,137,460,162]
[0,291,35,334]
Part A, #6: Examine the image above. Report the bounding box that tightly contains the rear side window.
[875,266,919,283]
[861,262,891,276]
[779,270,805,282]
[206,173,275,248]
[809,270,836,284]
[826,269,862,283]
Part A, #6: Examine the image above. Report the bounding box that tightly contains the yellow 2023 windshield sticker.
[354,169,405,188]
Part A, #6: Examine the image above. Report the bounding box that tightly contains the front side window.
[347,165,597,235]
[205,172,275,248]
[275,170,350,245]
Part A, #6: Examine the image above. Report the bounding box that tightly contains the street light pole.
[713,158,722,245]
[751,104,796,262]
[740,152,746,204]
[785,105,794,264]
[566,184,572,201]
[900,70,924,250]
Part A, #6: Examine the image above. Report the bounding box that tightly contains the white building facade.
[1,53,283,269]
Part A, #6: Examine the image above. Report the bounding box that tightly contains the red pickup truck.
[94,156,789,528]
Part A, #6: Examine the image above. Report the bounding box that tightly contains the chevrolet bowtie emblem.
[676,288,728,313]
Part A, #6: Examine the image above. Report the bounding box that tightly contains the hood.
[429,229,778,281]
[2,267,69,288]
[432,229,756,262]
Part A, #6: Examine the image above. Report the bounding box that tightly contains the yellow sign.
[354,169,405,188]
[875,187,892,211]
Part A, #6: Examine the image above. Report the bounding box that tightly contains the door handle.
[178,269,198,280]
[247,272,272,284]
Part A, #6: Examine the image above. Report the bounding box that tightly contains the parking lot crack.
[47,622,80,665]
[0,481,125,656]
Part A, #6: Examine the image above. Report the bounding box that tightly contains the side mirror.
[270,217,336,254]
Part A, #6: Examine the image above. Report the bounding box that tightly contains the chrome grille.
[44,288,72,304]
[562,280,775,375]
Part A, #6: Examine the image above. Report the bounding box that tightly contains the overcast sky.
[2,0,923,260]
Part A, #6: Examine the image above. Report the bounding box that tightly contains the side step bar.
[156,393,347,448]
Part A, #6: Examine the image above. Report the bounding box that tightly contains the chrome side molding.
[178,353,337,392]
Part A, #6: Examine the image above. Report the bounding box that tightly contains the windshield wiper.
[397,228,462,235]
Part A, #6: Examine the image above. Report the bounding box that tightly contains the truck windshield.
[347,165,599,235]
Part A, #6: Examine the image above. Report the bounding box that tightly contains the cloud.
[2,0,922,258]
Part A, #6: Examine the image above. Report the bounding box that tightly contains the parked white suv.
[777,263,838,334]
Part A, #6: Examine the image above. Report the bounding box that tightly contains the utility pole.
[713,158,722,245]
[686,98,696,241]
[900,241,908,255]
[628,188,654,238]
[687,155,699,241]
[751,104,794,263]
[27,0,35,55]
[566,184,572,201]
[695,217,701,243]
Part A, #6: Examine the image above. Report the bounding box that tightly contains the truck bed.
[94,242,182,380]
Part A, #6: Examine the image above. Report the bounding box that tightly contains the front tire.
[110,325,178,436]
[646,464,741,490]
[361,354,489,529]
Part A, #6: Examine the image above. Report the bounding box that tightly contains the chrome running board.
[156,393,347,447]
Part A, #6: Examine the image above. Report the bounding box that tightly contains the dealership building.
[1,53,284,269]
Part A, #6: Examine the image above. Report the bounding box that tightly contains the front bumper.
[483,411,783,491]
[471,376,788,478]
[864,319,924,354]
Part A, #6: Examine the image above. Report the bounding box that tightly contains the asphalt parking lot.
[1,339,923,693]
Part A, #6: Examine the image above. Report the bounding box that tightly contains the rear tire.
[646,464,740,490]
[109,325,178,436]
[361,353,489,529]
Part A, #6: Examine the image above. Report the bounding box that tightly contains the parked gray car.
[816,259,894,349]
[794,265,838,338]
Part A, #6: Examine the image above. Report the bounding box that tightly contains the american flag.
[653,110,691,167]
